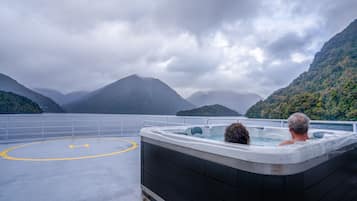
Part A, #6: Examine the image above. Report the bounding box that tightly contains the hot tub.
[140,125,357,201]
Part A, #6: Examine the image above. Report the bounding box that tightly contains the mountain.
[34,88,66,105]
[35,88,88,105]
[187,90,262,114]
[177,104,241,116]
[0,91,42,114]
[246,19,357,120]
[65,91,89,104]
[0,73,63,113]
[64,74,194,114]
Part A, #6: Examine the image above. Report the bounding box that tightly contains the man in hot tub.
[280,112,310,146]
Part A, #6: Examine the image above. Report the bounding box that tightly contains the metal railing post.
[71,120,74,137]
[97,121,101,137]
[6,116,9,140]
[353,123,357,134]
[41,117,45,139]
[280,120,284,128]
[121,119,123,136]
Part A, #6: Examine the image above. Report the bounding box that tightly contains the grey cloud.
[257,60,311,87]
[167,57,216,74]
[323,1,357,35]
[266,32,311,59]
[289,0,357,37]
[267,33,303,56]
[166,48,221,75]
[1,0,153,32]
[2,0,262,34]
[153,0,262,34]
[0,0,356,97]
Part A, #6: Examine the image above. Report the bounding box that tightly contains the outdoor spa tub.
[140,125,357,201]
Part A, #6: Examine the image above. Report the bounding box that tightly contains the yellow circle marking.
[68,144,90,149]
[0,138,137,162]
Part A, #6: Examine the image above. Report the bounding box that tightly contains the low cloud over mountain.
[1,0,356,98]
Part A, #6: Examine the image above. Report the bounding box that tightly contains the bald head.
[288,113,310,135]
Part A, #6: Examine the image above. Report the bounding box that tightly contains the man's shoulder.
[279,140,294,146]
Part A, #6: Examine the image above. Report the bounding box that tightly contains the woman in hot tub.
[280,112,310,146]
[224,123,250,145]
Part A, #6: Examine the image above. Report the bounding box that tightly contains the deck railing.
[0,115,356,143]
[0,118,140,142]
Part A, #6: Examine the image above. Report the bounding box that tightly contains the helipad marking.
[0,137,137,161]
[69,144,90,149]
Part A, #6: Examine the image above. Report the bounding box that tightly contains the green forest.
[177,104,241,116]
[246,19,357,120]
[0,91,43,114]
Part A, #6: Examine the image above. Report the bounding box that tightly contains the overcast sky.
[0,0,356,98]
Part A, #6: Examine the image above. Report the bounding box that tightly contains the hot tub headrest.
[312,131,325,139]
[187,127,203,135]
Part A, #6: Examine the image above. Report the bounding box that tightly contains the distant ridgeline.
[177,104,241,116]
[0,91,43,114]
[0,73,63,113]
[64,75,194,115]
[187,90,262,114]
[246,19,357,121]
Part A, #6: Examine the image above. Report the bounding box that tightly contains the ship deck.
[0,136,141,201]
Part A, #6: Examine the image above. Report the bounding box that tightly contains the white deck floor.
[0,137,141,201]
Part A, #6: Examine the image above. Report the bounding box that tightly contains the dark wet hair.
[224,123,250,144]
